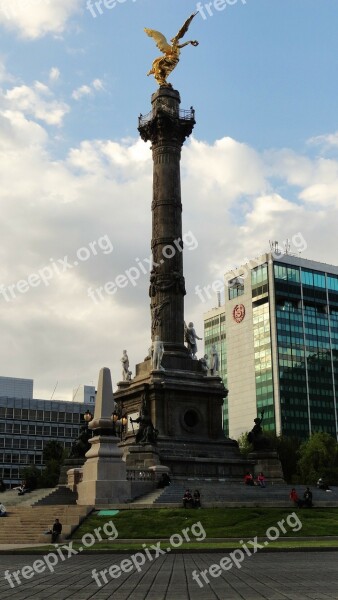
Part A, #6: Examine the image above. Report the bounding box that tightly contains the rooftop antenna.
[217,291,221,308]
[50,381,58,401]
[284,239,291,255]
[269,240,280,255]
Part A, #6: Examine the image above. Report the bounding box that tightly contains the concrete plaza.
[0,552,336,600]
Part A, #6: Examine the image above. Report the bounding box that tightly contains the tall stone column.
[138,87,195,354]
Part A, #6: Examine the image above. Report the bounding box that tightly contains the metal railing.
[138,106,195,127]
[126,469,155,481]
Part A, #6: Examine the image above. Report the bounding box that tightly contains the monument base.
[77,435,131,505]
[127,444,161,469]
[249,450,284,482]
[115,357,252,478]
[59,458,85,486]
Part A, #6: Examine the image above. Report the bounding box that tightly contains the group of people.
[289,487,313,508]
[244,472,266,487]
[182,489,201,508]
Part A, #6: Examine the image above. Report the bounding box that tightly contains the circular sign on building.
[233,304,245,323]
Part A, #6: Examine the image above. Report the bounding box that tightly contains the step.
[0,505,93,545]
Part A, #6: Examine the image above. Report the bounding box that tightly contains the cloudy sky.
[0,0,337,400]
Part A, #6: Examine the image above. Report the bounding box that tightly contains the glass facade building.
[203,307,228,434]
[0,396,94,487]
[274,261,338,438]
[216,254,338,440]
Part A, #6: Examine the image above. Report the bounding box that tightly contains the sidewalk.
[0,553,337,599]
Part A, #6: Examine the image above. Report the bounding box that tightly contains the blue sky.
[0,0,338,399]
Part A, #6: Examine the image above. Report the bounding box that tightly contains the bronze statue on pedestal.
[145,13,199,87]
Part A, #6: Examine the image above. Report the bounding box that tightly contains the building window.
[252,264,268,286]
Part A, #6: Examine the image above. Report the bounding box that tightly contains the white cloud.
[92,79,104,91]
[72,79,105,101]
[72,85,92,101]
[308,131,338,149]
[3,81,69,126]
[49,67,60,82]
[0,0,81,39]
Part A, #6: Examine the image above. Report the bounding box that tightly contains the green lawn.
[74,507,338,540]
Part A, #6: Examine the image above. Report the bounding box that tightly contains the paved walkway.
[0,552,336,599]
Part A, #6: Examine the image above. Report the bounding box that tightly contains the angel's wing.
[144,28,171,53]
[172,12,197,44]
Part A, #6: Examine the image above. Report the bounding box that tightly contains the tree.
[297,432,338,484]
[237,432,253,457]
[275,435,302,483]
[39,459,62,488]
[43,440,65,464]
[40,440,65,488]
[21,466,40,491]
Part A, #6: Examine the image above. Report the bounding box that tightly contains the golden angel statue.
[145,13,199,87]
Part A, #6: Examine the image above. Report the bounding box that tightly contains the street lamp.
[111,404,128,440]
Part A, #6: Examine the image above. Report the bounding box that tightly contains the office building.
[72,384,96,405]
[204,305,228,434]
[0,376,33,400]
[0,379,94,486]
[204,253,338,441]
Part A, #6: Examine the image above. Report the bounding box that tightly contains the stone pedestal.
[67,468,83,492]
[76,367,131,506]
[59,458,85,486]
[249,451,284,482]
[115,364,251,478]
[126,444,161,470]
[77,435,131,505]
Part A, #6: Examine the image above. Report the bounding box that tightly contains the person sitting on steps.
[244,472,255,486]
[303,487,313,508]
[51,518,62,543]
[193,489,201,508]
[182,489,194,508]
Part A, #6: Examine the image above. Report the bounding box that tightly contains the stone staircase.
[0,487,57,508]
[0,505,93,545]
[148,481,338,508]
[131,487,164,505]
[33,486,78,506]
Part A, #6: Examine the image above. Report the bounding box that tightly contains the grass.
[73,507,338,540]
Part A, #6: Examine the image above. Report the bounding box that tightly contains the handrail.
[139,106,195,127]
